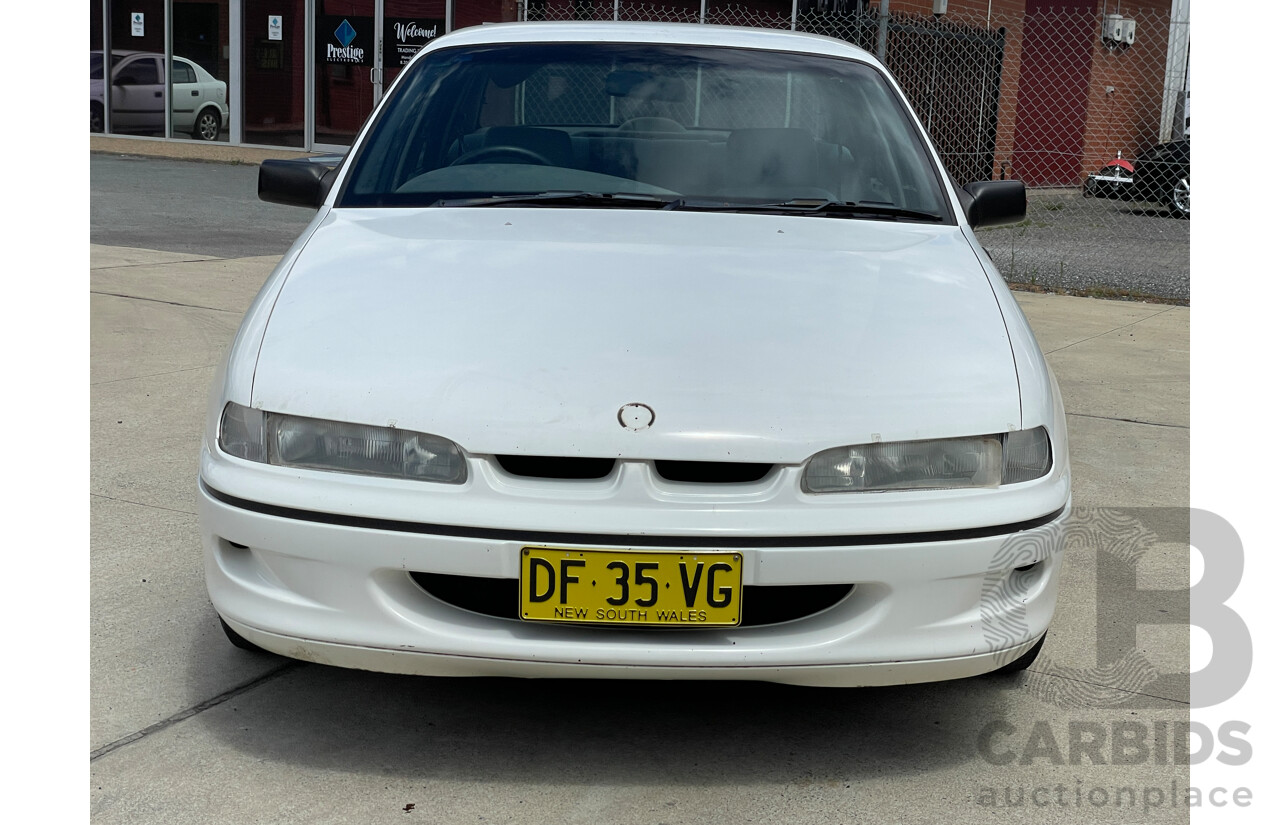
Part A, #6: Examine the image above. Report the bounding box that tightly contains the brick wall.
[1077,0,1178,175]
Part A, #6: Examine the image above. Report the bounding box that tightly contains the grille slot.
[496,455,616,479]
[654,460,773,483]
[493,456,773,483]
[412,572,852,627]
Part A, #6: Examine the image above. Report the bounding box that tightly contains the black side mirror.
[961,180,1026,228]
[258,156,343,208]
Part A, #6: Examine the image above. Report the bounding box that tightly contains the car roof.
[420,21,879,66]
[94,50,198,67]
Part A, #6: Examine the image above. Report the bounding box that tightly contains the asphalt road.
[90,154,1190,302]
[980,192,1191,303]
[90,154,313,258]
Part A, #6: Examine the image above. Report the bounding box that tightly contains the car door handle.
[154,91,162,98]
[191,90,199,96]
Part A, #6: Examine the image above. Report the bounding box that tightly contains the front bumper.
[199,478,1068,687]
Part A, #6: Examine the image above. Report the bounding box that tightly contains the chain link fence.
[518,1,1190,301]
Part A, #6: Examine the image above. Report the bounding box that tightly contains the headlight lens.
[1001,427,1053,484]
[218,402,466,484]
[803,427,1051,493]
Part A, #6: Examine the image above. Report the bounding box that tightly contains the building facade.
[91,1,1189,187]
[92,0,521,151]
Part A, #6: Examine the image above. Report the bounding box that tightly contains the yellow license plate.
[520,547,743,627]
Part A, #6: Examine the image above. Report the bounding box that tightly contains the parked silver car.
[91,50,228,141]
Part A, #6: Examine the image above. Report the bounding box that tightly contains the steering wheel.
[449,145,554,166]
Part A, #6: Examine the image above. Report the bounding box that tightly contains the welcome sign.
[384,18,444,67]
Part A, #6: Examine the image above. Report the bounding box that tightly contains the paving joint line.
[90,258,224,270]
[1044,301,1182,353]
[91,363,219,387]
[1026,668,1190,707]
[90,290,239,314]
[90,663,302,762]
[90,493,197,519]
[1066,412,1188,430]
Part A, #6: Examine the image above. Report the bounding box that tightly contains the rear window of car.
[337,42,949,218]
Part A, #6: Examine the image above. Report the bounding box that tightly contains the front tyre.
[1170,176,1190,218]
[192,109,222,141]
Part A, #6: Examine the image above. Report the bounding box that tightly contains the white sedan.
[200,22,1070,686]
[91,50,228,140]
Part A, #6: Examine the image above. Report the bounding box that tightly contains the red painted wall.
[1010,0,1097,186]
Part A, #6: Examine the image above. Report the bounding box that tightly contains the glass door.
[313,0,378,150]
[171,0,231,142]
[244,0,307,147]
[312,0,448,152]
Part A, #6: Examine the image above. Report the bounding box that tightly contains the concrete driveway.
[90,232,1190,821]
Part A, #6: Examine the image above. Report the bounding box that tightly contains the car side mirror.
[961,180,1026,228]
[258,156,344,208]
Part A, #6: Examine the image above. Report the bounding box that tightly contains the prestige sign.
[384,18,444,67]
[319,16,373,66]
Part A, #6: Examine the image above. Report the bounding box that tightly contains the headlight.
[1001,427,1053,484]
[802,428,1051,493]
[217,402,466,484]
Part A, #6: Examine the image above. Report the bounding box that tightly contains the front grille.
[412,572,853,627]
[496,455,616,479]
[493,455,774,484]
[654,460,773,483]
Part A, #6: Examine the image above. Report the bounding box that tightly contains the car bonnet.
[249,207,1021,464]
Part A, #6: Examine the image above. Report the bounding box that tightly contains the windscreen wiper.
[430,191,677,208]
[667,198,946,222]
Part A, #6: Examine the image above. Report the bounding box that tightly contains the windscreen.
[338,42,949,220]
